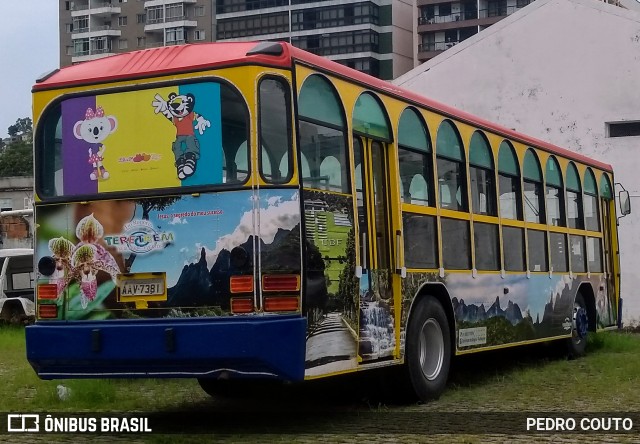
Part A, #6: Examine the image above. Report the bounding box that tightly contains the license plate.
[117,273,167,305]
[120,280,164,296]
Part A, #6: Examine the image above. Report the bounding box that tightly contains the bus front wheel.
[405,297,451,401]
[566,292,588,358]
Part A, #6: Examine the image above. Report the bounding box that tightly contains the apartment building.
[59,0,213,66]
[416,0,534,63]
[59,0,415,80]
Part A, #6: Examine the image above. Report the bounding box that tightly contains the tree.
[7,117,32,140]
[0,142,32,177]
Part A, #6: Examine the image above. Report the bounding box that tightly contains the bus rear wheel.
[566,292,588,358]
[405,297,451,401]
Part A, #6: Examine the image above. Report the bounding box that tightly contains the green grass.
[2,327,640,442]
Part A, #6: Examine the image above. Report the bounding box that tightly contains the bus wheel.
[405,297,451,401]
[567,292,588,358]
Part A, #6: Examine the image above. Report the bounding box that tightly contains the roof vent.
[246,42,284,57]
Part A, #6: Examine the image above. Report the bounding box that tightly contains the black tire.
[405,297,452,402]
[566,292,589,359]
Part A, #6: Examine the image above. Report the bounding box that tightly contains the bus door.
[601,198,618,323]
[353,136,398,363]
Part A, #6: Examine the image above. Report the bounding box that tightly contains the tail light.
[264,296,299,312]
[38,284,58,300]
[38,304,58,319]
[230,275,254,293]
[262,274,300,292]
[231,298,253,314]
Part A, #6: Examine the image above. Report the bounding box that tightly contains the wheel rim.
[418,318,444,381]
[573,301,588,343]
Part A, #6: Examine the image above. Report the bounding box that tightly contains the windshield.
[37,81,250,198]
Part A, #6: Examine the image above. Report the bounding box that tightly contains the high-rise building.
[416,0,624,63]
[59,0,415,80]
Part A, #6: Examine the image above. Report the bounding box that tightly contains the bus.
[27,41,630,401]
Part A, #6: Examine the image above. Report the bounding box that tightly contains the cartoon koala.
[152,92,210,180]
[73,107,118,181]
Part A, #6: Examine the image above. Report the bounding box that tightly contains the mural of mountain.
[167,247,212,307]
[452,296,523,326]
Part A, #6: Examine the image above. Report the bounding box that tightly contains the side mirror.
[619,190,631,216]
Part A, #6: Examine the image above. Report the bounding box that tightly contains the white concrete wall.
[394,0,640,324]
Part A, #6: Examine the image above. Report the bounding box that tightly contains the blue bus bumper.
[25,316,306,381]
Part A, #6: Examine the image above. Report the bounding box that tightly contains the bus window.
[523,149,545,224]
[570,235,587,273]
[441,218,470,269]
[468,131,496,216]
[498,141,522,220]
[587,237,603,272]
[549,232,568,272]
[403,213,437,268]
[37,81,250,198]
[503,226,525,271]
[398,108,432,206]
[436,120,467,212]
[583,168,600,231]
[297,75,349,193]
[474,222,499,270]
[259,77,292,184]
[545,157,565,227]
[566,163,584,229]
[528,229,548,271]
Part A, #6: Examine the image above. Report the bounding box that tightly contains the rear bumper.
[26,316,306,381]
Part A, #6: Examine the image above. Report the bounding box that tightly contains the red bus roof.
[35,41,612,173]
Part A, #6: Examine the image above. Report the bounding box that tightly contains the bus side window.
[436,120,467,212]
[398,107,432,206]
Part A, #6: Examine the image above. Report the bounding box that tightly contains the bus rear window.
[37,81,249,198]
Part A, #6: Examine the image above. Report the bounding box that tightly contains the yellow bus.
[27,41,629,401]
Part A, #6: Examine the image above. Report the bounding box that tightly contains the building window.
[118,16,128,26]
[137,37,146,47]
[166,27,185,44]
[137,13,146,24]
[118,39,128,49]
[195,5,205,16]
[607,121,640,137]
[66,45,74,56]
[147,6,163,24]
[65,23,73,33]
[194,30,205,41]
[166,3,184,20]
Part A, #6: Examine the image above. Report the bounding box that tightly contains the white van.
[0,249,35,323]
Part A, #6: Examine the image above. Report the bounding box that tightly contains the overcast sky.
[0,1,59,139]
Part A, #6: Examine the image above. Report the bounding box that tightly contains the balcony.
[418,1,531,30]
[417,41,459,62]
[72,25,122,39]
[144,0,196,7]
[144,18,197,32]
[71,2,121,17]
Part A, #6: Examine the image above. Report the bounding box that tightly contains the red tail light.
[230,275,254,293]
[264,296,299,312]
[231,298,253,314]
[38,284,58,300]
[38,304,58,319]
[262,274,300,292]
